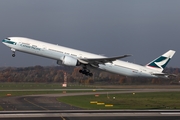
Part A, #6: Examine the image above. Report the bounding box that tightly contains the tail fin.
[145,50,176,72]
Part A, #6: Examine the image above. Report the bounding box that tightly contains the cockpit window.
[5,38,10,40]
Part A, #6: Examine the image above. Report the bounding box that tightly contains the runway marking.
[23,98,66,120]
[60,116,66,120]
[23,98,48,110]
[161,112,180,115]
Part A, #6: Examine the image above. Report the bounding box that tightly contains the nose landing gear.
[11,48,16,57]
[12,54,15,57]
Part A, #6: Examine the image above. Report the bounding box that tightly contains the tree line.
[0,65,179,85]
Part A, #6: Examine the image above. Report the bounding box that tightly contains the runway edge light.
[90,101,97,104]
[105,104,113,107]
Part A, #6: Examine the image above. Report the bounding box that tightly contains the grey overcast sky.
[0,0,180,67]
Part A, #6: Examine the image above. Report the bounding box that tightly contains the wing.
[78,54,131,67]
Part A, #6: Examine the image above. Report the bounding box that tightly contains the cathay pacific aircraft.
[2,37,176,78]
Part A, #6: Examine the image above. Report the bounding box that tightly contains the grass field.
[0,82,96,89]
[0,91,64,97]
[57,92,180,110]
[0,82,180,90]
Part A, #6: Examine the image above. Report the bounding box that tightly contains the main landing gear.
[79,66,93,77]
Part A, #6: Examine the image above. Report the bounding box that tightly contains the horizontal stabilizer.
[153,73,177,79]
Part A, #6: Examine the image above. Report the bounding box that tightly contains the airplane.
[2,37,176,78]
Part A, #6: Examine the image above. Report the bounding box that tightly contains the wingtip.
[125,54,132,57]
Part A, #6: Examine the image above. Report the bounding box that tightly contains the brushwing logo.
[148,56,170,69]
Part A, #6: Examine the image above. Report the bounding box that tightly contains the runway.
[0,96,81,111]
[0,89,180,119]
[0,110,180,120]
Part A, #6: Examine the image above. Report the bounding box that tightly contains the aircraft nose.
[2,39,6,44]
[2,38,16,45]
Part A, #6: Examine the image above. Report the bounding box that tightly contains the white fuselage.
[3,37,160,78]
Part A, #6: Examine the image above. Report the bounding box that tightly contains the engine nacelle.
[57,56,79,66]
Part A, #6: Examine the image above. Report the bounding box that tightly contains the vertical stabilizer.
[145,50,175,72]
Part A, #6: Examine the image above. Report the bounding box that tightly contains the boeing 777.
[2,37,176,78]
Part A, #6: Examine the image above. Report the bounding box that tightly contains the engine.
[57,56,80,66]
